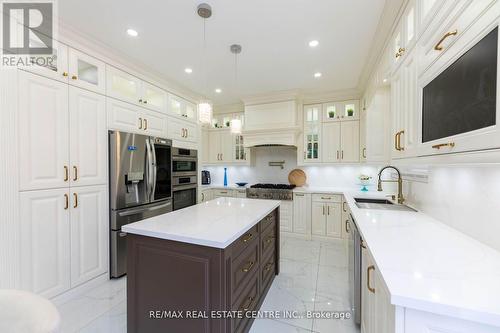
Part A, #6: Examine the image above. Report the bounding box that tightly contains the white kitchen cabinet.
[70,185,108,287]
[340,121,360,163]
[106,66,142,105]
[107,98,166,136]
[363,88,390,163]
[200,189,213,202]
[360,102,367,161]
[325,203,342,238]
[279,201,293,233]
[303,104,321,163]
[201,129,210,164]
[323,100,360,121]
[168,94,196,120]
[322,122,341,163]
[141,81,167,113]
[233,135,249,164]
[167,117,198,143]
[69,87,107,187]
[207,129,233,163]
[20,188,71,298]
[68,48,106,94]
[22,40,69,83]
[292,193,310,235]
[311,201,326,236]
[212,189,235,198]
[391,0,416,73]
[19,71,70,191]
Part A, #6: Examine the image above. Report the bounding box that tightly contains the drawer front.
[231,239,259,297]
[232,273,259,333]
[260,209,276,233]
[261,219,276,260]
[261,251,276,293]
[213,189,235,197]
[230,224,258,260]
[312,193,342,203]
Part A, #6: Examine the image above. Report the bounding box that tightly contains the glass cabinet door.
[342,101,359,120]
[185,102,196,119]
[68,48,106,94]
[304,104,321,162]
[106,66,141,104]
[24,39,69,83]
[142,82,167,113]
[234,135,246,162]
[169,95,183,116]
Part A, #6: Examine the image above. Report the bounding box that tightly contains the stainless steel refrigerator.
[109,131,172,278]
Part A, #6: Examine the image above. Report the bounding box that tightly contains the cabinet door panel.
[68,48,106,94]
[22,40,69,83]
[107,98,142,133]
[143,110,166,137]
[208,131,221,163]
[220,131,233,162]
[311,202,326,236]
[141,82,167,113]
[183,122,198,143]
[70,186,108,287]
[326,203,342,238]
[106,66,141,105]
[293,193,309,234]
[340,121,360,163]
[322,122,341,163]
[20,189,71,298]
[69,87,107,187]
[279,201,293,233]
[19,71,69,191]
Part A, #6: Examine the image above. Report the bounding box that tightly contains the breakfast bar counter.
[122,197,281,333]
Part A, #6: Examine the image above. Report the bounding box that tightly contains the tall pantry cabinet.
[18,66,108,298]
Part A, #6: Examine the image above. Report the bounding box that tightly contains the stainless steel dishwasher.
[348,212,362,326]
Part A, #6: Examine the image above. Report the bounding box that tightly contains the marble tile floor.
[56,235,359,333]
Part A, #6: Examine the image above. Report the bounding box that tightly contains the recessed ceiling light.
[314,72,322,78]
[215,88,222,93]
[309,40,319,48]
[184,68,193,74]
[126,29,138,37]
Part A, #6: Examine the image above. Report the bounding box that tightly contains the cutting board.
[288,169,306,186]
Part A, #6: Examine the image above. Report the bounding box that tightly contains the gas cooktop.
[247,184,296,200]
[250,183,296,190]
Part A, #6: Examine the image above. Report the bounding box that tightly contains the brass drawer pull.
[241,233,253,243]
[62,72,68,77]
[138,117,142,129]
[345,220,350,233]
[265,236,274,244]
[321,196,331,200]
[367,265,375,293]
[394,132,399,151]
[71,75,77,80]
[143,118,148,130]
[240,296,254,311]
[432,142,455,150]
[362,148,366,158]
[73,192,78,208]
[343,201,347,212]
[241,261,255,273]
[64,194,69,210]
[64,166,69,182]
[264,262,273,272]
[434,29,458,51]
[73,166,78,181]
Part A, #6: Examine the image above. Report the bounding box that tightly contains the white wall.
[202,146,381,188]
[402,164,500,252]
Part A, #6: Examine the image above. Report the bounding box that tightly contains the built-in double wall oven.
[172,148,198,211]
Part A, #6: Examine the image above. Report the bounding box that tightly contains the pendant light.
[197,3,213,124]
[230,44,242,134]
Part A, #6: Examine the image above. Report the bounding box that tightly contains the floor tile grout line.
[311,242,322,332]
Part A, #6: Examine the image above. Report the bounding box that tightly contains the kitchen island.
[122,197,281,333]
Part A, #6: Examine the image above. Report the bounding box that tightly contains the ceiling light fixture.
[215,88,222,93]
[197,3,213,125]
[230,43,243,134]
[126,29,138,37]
[309,40,319,47]
[184,67,193,74]
[314,72,322,78]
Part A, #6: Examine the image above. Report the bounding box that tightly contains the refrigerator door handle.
[145,138,153,201]
[151,139,157,202]
[117,201,172,217]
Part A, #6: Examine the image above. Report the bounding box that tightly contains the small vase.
[223,168,228,187]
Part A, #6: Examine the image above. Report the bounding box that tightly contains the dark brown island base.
[125,201,280,333]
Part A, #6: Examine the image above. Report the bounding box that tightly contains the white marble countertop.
[300,186,500,327]
[122,198,280,248]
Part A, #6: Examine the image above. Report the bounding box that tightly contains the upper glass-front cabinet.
[234,135,247,162]
[323,101,359,121]
[141,82,167,113]
[304,104,321,162]
[168,95,196,120]
[106,66,142,104]
[68,48,106,94]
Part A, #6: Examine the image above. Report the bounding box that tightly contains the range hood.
[242,99,301,147]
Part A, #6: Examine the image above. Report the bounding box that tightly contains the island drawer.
[261,219,276,259]
[312,193,342,203]
[232,273,259,333]
[231,238,259,298]
[230,224,259,259]
[261,251,276,293]
[260,209,277,233]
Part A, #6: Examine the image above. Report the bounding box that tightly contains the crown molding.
[241,89,301,106]
[300,88,362,104]
[213,102,244,114]
[57,19,203,104]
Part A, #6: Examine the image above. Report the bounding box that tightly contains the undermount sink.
[354,197,417,212]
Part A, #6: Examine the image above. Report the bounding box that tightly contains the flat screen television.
[422,27,497,143]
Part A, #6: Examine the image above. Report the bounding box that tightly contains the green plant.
[225,121,230,127]
[347,109,354,117]
[328,111,335,118]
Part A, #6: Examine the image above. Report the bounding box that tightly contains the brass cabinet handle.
[295,193,304,197]
[143,119,148,130]
[341,150,344,159]
[361,239,367,249]
[432,142,455,150]
[143,100,147,104]
[434,29,458,51]
[73,192,78,208]
[399,130,405,151]
[186,128,188,137]
[240,296,254,311]
[367,265,375,293]
[62,72,68,77]
[73,166,78,181]
[64,194,69,210]
[362,148,366,158]
[322,205,325,215]
[321,196,331,200]
[201,193,205,201]
[345,220,350,233]
[337,150,339,160]
[64,166,69,182]
[264,262,273,272]
[138,117,142,129]
[71,75,77,80]
[327,205,330,215]
[343,202,347,212]
[242,233,253,243]
[265,236,274,244]
[139,99,143,103]
[394,132,399,151]
[395,47,406,58]
[241,261,255,273]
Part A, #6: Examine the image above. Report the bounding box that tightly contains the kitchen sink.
[354,197,417,212]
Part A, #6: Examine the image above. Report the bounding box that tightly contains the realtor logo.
[3,2,53,54]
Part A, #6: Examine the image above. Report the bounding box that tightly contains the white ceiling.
[59,0,386,105]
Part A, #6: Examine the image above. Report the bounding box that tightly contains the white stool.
[0,290,61,333]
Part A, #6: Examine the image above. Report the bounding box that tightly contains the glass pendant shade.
[230,119,242,134]
[198,102,212,124]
